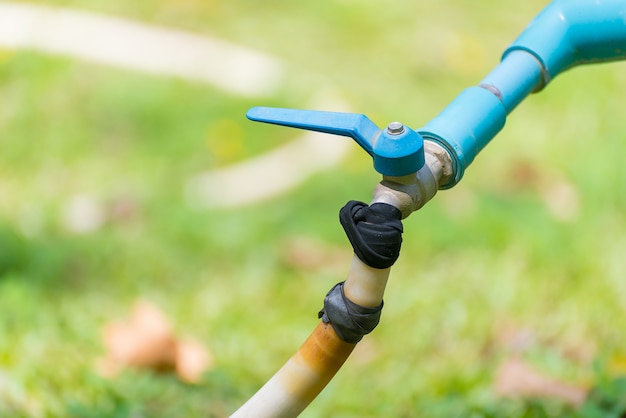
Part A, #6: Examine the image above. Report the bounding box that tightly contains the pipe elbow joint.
[504,0,626,88]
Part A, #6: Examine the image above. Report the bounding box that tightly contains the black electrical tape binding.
[318,281,383,344]
[339,200,403,269]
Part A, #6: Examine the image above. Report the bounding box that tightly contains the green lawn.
[2,1,626,417]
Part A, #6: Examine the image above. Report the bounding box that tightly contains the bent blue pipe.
[422,0,626,188]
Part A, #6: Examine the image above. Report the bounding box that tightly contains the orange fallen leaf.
[99,300,213,383]
[494,356,588,407]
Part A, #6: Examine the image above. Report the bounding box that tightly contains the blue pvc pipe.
[479,51,543,114]
[419,87,506,187]
[420,0,626,189]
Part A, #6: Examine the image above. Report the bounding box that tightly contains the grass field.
[2,1,626,417]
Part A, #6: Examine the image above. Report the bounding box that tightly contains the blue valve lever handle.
[246,107,425,177]
[246,107,378,155]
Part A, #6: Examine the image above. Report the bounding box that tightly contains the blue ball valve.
[246,107,425,177]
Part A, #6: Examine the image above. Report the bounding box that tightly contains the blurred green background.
[1,0,626,416]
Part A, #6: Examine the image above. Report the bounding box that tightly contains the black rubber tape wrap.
[318,282,383,344]
[339,200,403,269]
[317,201,402,343]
